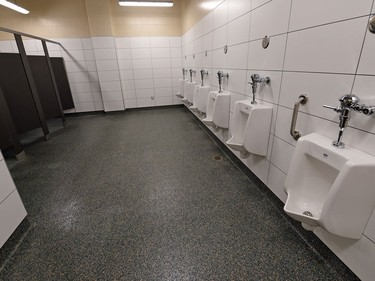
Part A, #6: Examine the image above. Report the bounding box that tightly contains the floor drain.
[303,211,313,217]
[213,155,222,161]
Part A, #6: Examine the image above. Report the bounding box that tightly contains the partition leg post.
[14,34,50,141]
[42,40,66,127]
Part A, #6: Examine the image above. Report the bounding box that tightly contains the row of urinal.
[177,69,273,158]
[176,68,375,241]
[177,69,232,133]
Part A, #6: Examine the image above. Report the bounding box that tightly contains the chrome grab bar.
[290,94,308,140]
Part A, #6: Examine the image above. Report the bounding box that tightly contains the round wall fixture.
[262,36,270,49]
[369,15,375,34]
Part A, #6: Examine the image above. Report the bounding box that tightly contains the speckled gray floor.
[0,107,358,280]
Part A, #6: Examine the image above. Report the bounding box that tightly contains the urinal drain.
[303,211,313,217]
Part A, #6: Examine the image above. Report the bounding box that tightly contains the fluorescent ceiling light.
[0,0,29,14]
[119,1,173,7]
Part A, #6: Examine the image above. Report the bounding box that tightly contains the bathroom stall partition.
[0,28,74,158]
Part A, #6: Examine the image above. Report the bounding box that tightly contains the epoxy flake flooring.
[0,107,358,280]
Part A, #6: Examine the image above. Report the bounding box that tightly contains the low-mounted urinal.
[196,86,210,114]
[190,85,200,112]
[176,68,188,98]
[202,91,231,132]
[284,133,375,239]
[176,79,188,98]
[226,100,272,158]
[184,81,197,104]
[191,85,210,113]
[182,69,196,104]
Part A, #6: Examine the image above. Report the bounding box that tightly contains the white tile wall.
[181,1,375,280]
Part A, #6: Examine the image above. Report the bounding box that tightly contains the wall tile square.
[116,38,130,49]
[92,37,115,49]
[247,34,287,71]
[250,0,291,40]
[118,59,133,70]
[155,96,174,106]
[226,43,248,69]
[96,60,119,71]
[136,88,155,99]
[131,48,151,59]
[228,0,252,22]
[289,0,373,32]
[152,58,171,68]
[94,48,117,60]
[135,79,154,89]
[170,37,182,47]
[132,59,153,69]
[130,37,151,48]
[228,13,250,45]
[154,87,173,97]
[150,37,170,48]
[151,48,171,59]
[117,49,132,60]
[153,68,172,79]
[284,17,367,74]
[133,69,153,80]
[81,38,93,49]
[213,25,228,49]
[213,0,228,29]
[123,89,136,99]
[357,29,375,75]
[102,91,123,102]
[98,70,120,82]
[154,78,172,88]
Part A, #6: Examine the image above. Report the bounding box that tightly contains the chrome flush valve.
[189,69,196,82]
[200,69,208,86]
[324,94,375,148]
[217,71,229,93]
[182,68,187,80]
[249,74,270,104]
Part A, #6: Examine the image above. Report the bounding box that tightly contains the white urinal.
[226,100,272,158]
[183,81,197,104]
[196,86,210,114]
[202,91,230,131]
[190,85,201,112]
[284,133,375,239]
[177,79,188,98]
[175,79,184,98]
[191,85,210,112]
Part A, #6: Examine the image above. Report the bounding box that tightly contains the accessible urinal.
[202,91,231,132]
[284,133,375,239]
[226,100,272,158]
[191,85,210,113]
